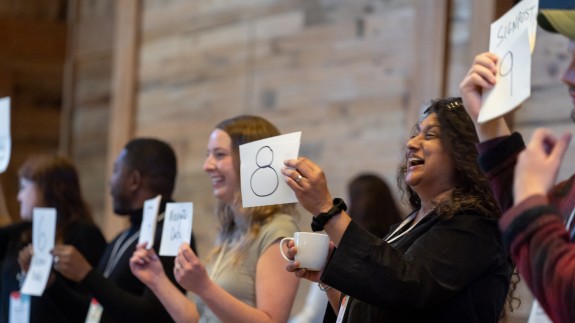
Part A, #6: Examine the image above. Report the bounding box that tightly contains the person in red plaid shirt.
[460,9,575,323]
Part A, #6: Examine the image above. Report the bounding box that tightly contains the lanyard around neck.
[385,210,427,244]
[566,206,575,232]
[103,230,139,278]
[103,213,165,277]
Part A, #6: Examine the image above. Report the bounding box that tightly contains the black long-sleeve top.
[321,209,512,322]
[45,201,197,323]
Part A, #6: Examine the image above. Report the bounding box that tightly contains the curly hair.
[396,97,500,220]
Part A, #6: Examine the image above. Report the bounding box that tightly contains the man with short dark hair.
[48,138,196,322]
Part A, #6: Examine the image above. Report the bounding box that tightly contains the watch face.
[333,198,347,211]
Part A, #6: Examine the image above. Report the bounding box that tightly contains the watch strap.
[311,198,347,232]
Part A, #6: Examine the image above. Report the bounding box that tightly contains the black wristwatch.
[311,198,347,232]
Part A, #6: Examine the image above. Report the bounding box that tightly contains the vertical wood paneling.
[405,0,449,130]
[102,0,141,239]
[64,0,115,236]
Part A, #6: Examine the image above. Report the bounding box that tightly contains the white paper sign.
[488,0,539,53]
[0,97,11,173]
[478,0,539,124]
[159,202,193,256]
[21,208,56,296]
[240,132,301,207]
[138,195,161,249]
[479,30,532,124]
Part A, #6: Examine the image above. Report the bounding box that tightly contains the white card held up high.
[0,97,11,174]
[159,202,193,256]
[479,30,532,124]
[138,195,161,249]
[488,0,539,54]
[240,132,301,208]
[478,0,538,124]
[21,208,57,296]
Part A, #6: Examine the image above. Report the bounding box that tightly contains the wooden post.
[103,0,141,240]
[59,0,79,156]
[406,0,450,129]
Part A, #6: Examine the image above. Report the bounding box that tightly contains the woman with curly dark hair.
[282,97,515,322]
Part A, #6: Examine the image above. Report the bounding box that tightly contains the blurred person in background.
[33,138,195,322]
[0,154,106,323]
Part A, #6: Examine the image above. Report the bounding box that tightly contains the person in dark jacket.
[0,154,106,323]
[35,138,195,323]
[282,97,515,322]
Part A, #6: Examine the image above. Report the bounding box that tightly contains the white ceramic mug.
[280,232,329,271]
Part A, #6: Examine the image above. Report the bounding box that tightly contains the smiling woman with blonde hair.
[130,115,299,323]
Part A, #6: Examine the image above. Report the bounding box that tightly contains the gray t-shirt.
[195,213,298,323]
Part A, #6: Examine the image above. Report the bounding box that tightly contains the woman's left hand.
[282,157,333,216]
[174,243,210,294]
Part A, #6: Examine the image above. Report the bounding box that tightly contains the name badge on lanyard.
[527,300,552,323]
[85,298,103,323]
[335,295,350,323]
[9,291,30,323]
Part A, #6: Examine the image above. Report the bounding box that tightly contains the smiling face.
[17,178,44,221]
[203,129,239,204]
[405,112,455,198]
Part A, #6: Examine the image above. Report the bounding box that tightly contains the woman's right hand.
[282,157,333,216]
[129,243,166,289]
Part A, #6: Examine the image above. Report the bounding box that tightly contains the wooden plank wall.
[0,0,67,224]
[64,0,116,236]
[61,0,571,320]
